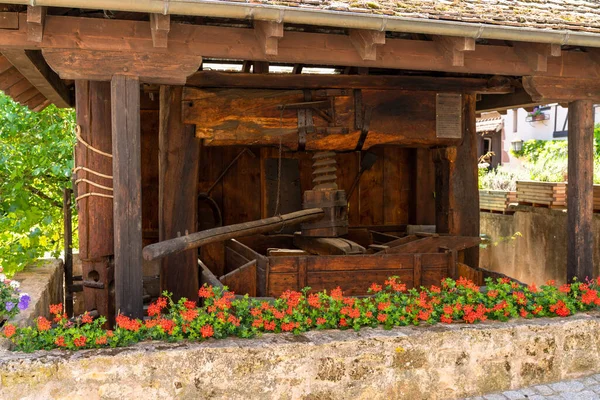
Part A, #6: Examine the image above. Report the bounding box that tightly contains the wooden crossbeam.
[254,20,283,56]
[1,49,71,107]
[0,12,18,29]
[476,88,538,113]
[187,71,513,93]
[522,76,600,102]
[349,29,385,61]
[43,49,202,85]
[26,6,46,43]
[0,15,593,79]
[432,36,475,67]
[512,42,561,73]
[150,13,170,48]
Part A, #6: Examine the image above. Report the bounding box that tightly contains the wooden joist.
[476,89,538,113]
[512,42,561,73]
[150,13,170,48]
[187,71,513,93]
[0,15,595,79]
[26,6,46,43]
[254,20,283,56]
[1,49,71,107]
[349,29,385,61]
[432,36,475,67]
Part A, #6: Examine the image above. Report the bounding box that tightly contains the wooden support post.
[567,100,594,282]
[111,74,143,319]
[433,94,479,267]
[159,85,200,301]
[411,148,436,225]
[75,80,115,324]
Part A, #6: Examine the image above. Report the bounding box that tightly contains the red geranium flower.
[3,324,16,338]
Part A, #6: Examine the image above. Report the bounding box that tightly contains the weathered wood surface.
[293,233,366,256]
[523,76,600,102]
[0,15,597,78]
[379,236,481,254]
[267,252,449,296]
[187,71,513,93]
[226,239,269,297]
[433,94,480,267]
[26,6,46,42]
[182,88,455,150]
[159,85,200,301]
[42,49,202,85]
[411,148,436,225]
[1,49,71,107]
[567,100,594,282]
[75,80,115,325]
[370,231,400,245]
[144,209,325,262]
[220,260,257,297]
[111,74,143,319]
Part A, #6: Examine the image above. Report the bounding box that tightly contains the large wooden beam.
[159,85,200,301]
[187,71,513,93]
[43,49,202,85]
[75,80,115,325]
[433,94,479,267]
[523,76,600,103]
[111,74,143,319]
[182,88,458,150]
[476,88,538,113]
[567,100,594,282]
[1,49,71,107]
[0,15,596,79]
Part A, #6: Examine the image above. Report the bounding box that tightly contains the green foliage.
[0,92,76,275]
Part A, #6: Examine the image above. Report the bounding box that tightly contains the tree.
[0,92,76,275]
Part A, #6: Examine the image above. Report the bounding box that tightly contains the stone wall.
[480,206,600,286]
[1,315,600,399]
[10,258,64,327]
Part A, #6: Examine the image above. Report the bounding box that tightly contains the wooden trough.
[204,232,482,297]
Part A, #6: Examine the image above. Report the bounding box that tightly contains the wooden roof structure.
[0,1,597,319]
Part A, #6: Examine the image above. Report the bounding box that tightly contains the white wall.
[501,104,600,167]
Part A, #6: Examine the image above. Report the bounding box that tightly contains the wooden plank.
[158,85,200,301]
[186,71,513,93]
[225,247,251,273]
[307,253,415,272]
[1,49,71,107]
[43,49,202,85]
[383,147,409,225]
[219,259,257,296]
[567,100,594,282]
[75,80,115,325]
[359,147,384,225]
[413,254,422,288]
[293,233,366,255]
[150,13,170,48]
[0,15,595,79]
[370,231,400,244]
[523,76,600,102]
[477,89,538,113]
[26,6,46,43]
[111,74,143,319]
[382,236,481,254]
[412,148,436,225]
[349,29,385,61]
[337,151,360,226]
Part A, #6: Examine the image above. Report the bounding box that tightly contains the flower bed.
[4,276,600,353]
[0,266,30,323]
